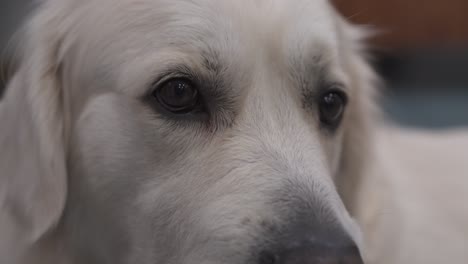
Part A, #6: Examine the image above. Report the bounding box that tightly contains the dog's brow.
[201,50,223,76]
[289,52,328,87]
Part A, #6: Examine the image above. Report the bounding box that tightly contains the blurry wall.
[333,0,468,128]
[333,0,468,49]
[0,0,32,98]
[0,0,31,48]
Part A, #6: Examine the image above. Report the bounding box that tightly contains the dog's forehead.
[88,0,339,59]
[169,0,335,50]
[69,0,344,97]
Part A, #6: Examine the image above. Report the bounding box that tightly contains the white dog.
[1,0,467,264]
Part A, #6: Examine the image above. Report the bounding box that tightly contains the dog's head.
[1,0,378,263]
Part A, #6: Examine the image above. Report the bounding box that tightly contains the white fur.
[0,0,467,263]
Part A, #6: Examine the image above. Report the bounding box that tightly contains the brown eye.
[319,90,347,129]
[153,78,200,114]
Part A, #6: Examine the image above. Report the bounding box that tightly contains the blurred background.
[0,0,467,128]
[334,0,468,129]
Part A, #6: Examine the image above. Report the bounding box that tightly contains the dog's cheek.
[65,94,149,262]
[69,94,210,252]
[73,94,194,182]
[74,95,146,184]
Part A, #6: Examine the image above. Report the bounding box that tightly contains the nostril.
[258,251,279,264]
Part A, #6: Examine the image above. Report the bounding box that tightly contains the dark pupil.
[159,80,197,110]
[320,92,344,123]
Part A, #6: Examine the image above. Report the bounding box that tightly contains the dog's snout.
[259,224,363,264]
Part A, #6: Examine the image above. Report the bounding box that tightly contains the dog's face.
[2,0,375,263]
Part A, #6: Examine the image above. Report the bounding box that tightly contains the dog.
[1,0,467,263]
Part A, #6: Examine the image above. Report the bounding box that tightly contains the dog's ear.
[0,3,70,248]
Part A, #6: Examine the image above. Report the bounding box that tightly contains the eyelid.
[327,82,346,91]
[152,68,195,92]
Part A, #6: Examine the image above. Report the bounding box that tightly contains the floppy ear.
[0,3,69,249]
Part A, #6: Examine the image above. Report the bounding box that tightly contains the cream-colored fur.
[356,128,468,264]
[0,0,467,264]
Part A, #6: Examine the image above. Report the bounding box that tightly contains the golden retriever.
[1,0,467,263]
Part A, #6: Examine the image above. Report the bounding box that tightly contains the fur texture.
[1,0,467,263]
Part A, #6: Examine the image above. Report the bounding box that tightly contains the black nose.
[258,225,364,264]
[259,243,363,264]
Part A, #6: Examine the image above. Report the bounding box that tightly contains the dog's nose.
[258,225,364,264]
[259,243,363,264]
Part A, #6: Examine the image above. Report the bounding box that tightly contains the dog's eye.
[153,78,200,114]
[319,90,347,129]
